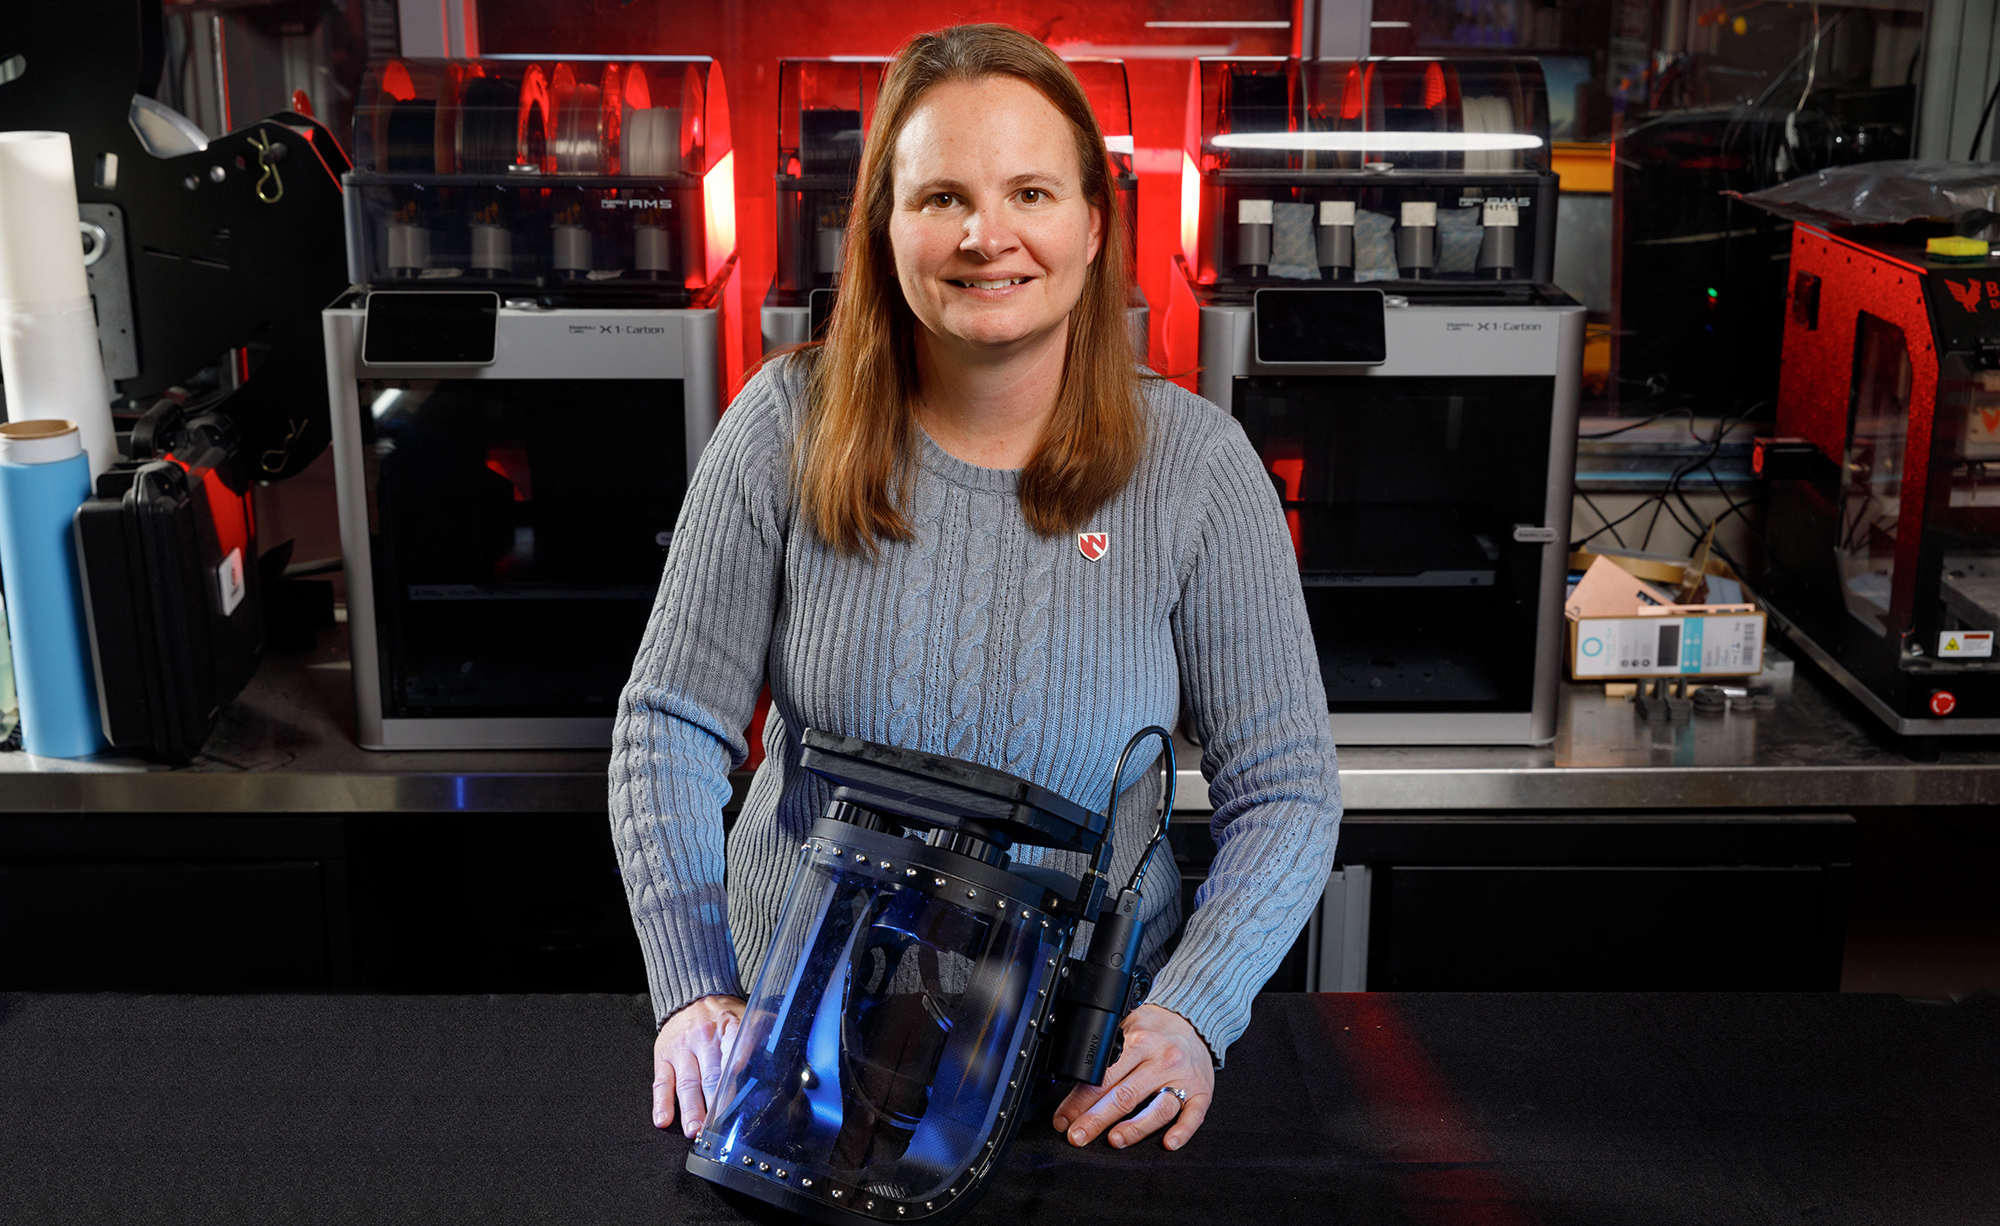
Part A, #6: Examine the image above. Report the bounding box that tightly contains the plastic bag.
[1734,160,2000,230]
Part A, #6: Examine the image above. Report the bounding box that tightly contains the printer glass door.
[1236,374,1555,713]
[1924,353,2000,650]
[358,378,687,719]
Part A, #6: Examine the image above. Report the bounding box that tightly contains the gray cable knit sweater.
[607,355,1341,1063]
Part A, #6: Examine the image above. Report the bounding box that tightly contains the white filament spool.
[0,131,114,478]
[1460,97,1520,173]
[623,108,682,176]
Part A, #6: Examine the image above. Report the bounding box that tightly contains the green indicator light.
[1706,287,1718,298]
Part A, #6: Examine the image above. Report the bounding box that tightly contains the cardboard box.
[1565,551,1766,679]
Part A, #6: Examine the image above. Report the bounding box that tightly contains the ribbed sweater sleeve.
[607,370,794,1025]
[1143,418,1344,1063]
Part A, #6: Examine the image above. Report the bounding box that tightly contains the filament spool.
[384,99,438,172]
[624,108,682,176]
[1460,95,1519,172]
[458,76,523,174]
[517,63,552,172]
[554,83,608,174]
[799,108,864,177]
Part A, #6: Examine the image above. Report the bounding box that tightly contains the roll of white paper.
[0,131,88,305]
[0,131,116,478]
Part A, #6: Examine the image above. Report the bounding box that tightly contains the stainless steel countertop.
[6,625,1998,814]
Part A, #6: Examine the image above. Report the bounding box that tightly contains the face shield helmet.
[687,728,1174,1225]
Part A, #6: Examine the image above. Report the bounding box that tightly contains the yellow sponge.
[1928,235,1991,263]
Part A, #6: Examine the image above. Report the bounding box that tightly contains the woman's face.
[888,76,1103,356]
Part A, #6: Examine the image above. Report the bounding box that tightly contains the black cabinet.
[1342,814,1854,992]
[3,810,1852,996]
[0,813,645,994]
[0,816,349,990]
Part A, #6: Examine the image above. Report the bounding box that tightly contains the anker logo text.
[1446,321,1543,332]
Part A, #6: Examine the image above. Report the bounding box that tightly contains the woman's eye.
[1019,189,1044,204]
[928,193,955,209]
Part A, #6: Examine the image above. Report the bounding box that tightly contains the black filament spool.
[458,76,523,174]
[385,99,438,173]
[799,108,864,177]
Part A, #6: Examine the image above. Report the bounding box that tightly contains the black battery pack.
[73,404,262,763]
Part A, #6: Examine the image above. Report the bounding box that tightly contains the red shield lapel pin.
[1078,532,1108,562]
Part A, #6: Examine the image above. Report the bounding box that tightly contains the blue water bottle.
[0,418,104,758]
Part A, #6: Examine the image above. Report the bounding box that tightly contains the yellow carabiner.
[248,130,285,204]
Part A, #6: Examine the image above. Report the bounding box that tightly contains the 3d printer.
[761,58,885,352]
[1171,57,1584,745]
[761,57,1148,355]
[324,55,736,749]
[1758,224,2000,735]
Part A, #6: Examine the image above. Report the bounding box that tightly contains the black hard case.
[74,450,262,763]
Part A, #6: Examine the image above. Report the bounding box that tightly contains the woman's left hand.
[1051,1003,1215,1152]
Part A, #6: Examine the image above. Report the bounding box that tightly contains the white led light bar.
[1211,131,1545,152]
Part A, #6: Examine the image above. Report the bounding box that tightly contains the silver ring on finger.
[1157,1085,1188,1112]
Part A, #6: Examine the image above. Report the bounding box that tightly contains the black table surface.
[3,991,1995,1225]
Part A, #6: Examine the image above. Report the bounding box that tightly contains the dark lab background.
[1,0,1995,1005]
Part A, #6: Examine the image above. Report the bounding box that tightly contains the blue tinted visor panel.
[699,840,1065,1213]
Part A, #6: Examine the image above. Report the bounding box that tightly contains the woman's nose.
[959,208,1018,260]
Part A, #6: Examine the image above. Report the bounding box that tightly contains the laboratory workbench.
[4,623,2000,814]
[3,990,1994,1226]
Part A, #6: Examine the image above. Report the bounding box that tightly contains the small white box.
[1571,611,1766,678]
[1482,200,1520,227]
[1239,198,1274,224]
[1401,201,1438,227]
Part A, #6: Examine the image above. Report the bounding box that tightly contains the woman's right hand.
[654,994,747,1136]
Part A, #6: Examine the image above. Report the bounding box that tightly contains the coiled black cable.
[1102,726,1176,896]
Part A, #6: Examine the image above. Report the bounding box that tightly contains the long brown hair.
[798,23,1142,555]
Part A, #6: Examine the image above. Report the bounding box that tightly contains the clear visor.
[701,841,1065,1212]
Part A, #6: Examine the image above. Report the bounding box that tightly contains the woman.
[609,23,1340,1157]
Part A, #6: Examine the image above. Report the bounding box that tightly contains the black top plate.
[799,729,1106,853]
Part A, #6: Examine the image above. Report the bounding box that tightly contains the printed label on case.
[217,547,245,616]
